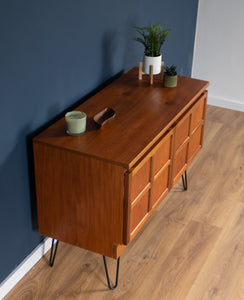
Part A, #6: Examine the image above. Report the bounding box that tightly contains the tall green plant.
[132,23,170,57]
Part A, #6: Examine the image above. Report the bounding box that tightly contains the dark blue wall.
[0,0,199,283]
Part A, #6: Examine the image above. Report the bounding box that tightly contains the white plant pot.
[143,54,162,75]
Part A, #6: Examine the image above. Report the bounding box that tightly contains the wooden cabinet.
[33,68,209,260]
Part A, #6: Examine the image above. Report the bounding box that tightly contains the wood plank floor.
[5,105,244,300]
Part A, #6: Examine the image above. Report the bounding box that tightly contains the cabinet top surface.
[34,67,209,169]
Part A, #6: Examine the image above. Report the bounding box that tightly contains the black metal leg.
[181,170,188,191]
[103,256,120,290]
[49,239,59,267]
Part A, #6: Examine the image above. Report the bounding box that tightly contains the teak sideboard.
[33,67,209,287]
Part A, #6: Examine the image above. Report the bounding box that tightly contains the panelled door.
[171,91,207,185]
[124,130,173,243]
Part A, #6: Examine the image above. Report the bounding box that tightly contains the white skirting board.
[207,95,244,112]
[0,238,53,300]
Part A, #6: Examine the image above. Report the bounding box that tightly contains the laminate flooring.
[5,105,244,300]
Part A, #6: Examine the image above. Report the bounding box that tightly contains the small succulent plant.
[164,65,177,76]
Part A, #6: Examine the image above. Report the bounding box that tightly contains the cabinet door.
[174,113,190,151]
[172,142,188,182]
[124,130,173,243]
[171,112,191,185]
[130,157,151,237]
[188,124,203,164]
[188,92,207,164]
[151,132,172,208]
[171,91,207,185]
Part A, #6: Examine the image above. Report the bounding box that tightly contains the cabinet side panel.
[33,142,125,258]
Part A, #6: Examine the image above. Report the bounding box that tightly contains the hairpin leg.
[49,239,59,267]
[103,256,120,290]
[181,170,188,191]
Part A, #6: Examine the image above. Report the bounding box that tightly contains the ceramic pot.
[143,54,162,74]
[163,74,178,87]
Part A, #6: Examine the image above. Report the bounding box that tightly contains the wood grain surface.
[34,68,209,169]
[33,143,125,258]
[6,105,244,299]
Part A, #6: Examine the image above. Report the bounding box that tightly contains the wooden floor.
[5,105,244,300]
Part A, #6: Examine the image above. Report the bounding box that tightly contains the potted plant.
[132,23,170,75]
[164,64,178,87]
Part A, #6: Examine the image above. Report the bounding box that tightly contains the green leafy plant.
[164,64,177,76]
[132,23,170,57]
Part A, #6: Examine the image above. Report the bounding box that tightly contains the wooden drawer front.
[191,96,205,133]
[130,190,150,234]
[172,143,188,182]
[188,125,203,162]
[174,114,190,150]
[131,159,151,202]
[151,165,170,208]
[152,134,171,175]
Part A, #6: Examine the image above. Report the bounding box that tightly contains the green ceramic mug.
[65,111,87,135]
